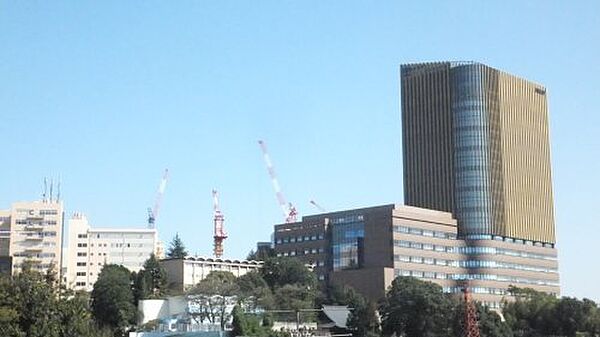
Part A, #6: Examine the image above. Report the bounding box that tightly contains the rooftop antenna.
[56,177,61,202]
[43,177,48,202]
[49,178,54,202]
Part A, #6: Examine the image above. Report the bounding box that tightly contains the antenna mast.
[258,140,297,223]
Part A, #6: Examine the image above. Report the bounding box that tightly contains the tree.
[133,254,167,302]
[247,246,275,261]
[58,290,113,337]
[260,257,316,290]
[345,289,380,337]
[503,287,600,337]
[166,233,188,259]
[379,276,455,337]
[0,275,24,337]
[348,300,380,337]
[12,263,61,337]
[91,265,137,335]
[236,270,275,310]
[188,271,240,330]
[231,305,267,337]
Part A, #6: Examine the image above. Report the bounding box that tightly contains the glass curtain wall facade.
[331,216,365,270]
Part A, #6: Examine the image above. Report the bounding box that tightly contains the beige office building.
[161,257,263,291]
[66,212,160,291]
[0,200,64,276]
[401,62,555,244]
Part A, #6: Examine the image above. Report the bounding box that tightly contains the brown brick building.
[274,204,559,308]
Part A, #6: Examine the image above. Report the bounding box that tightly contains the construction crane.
[309,200,326,212]
[147,169,169,229]
[258,140,298,223]
[212,189,228,258]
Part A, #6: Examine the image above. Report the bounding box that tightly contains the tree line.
[2,233,600,337]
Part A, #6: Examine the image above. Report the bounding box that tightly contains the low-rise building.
[161,257,263,291]
[273,204,559,308]
[66,212,160,291]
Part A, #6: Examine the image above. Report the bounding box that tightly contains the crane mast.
[147,169,169,229]
[309,200,326,212]
[258,140,297,223]
[212,189,228,258]
[461,281,481,337]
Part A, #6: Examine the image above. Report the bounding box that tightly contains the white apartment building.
[0,200,64,276]
[66,212,160,291]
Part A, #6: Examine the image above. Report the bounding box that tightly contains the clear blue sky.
[1,1,599,300]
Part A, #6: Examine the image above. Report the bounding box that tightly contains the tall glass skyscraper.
[401,62,555,245]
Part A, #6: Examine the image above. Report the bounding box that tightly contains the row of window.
[464,234,554,248]
[276,234,325,245]
[394,226,457,240]
[90,233,152,239]
[395,254,557,273]
[459,246,557,260]
[330,215,364,224]
[395,239,455,253]
[39,210,59,215]
[24,231,57,237]
[14,252,56,258]
[395,254,458,267]
[80,242,150,248]
[16,220,57,226]
[449,273,559,287]
[443,286,508,296]
[276,248,325,257]
[459,260,557,273]
[395,269,449,280]
[395,239,557,261]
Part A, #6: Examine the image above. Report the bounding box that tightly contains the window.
[76,272,86,276]
[77,234,87,238]
[77,243,87,248]
[77,252,87,257]
[76,262,86,266]
[76,282,86,287]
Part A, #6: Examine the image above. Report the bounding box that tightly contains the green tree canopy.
[503,286,600,337]
[188,271,240,330]
[166,233,188,259]
[133,253,168,302]
[236,270,275,310]
[91,264,137,335]
[380,276,455,337]
[260,257,316,290]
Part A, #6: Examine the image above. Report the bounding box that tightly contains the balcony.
[25,224,44,231]
[24,235,43,241]
[24,246,43,252]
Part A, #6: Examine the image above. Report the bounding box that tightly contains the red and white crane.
[212,189,228,258]
[147,169,169,229]
[258,140,298,223]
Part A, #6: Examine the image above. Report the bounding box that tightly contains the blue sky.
[1,1,599,300]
